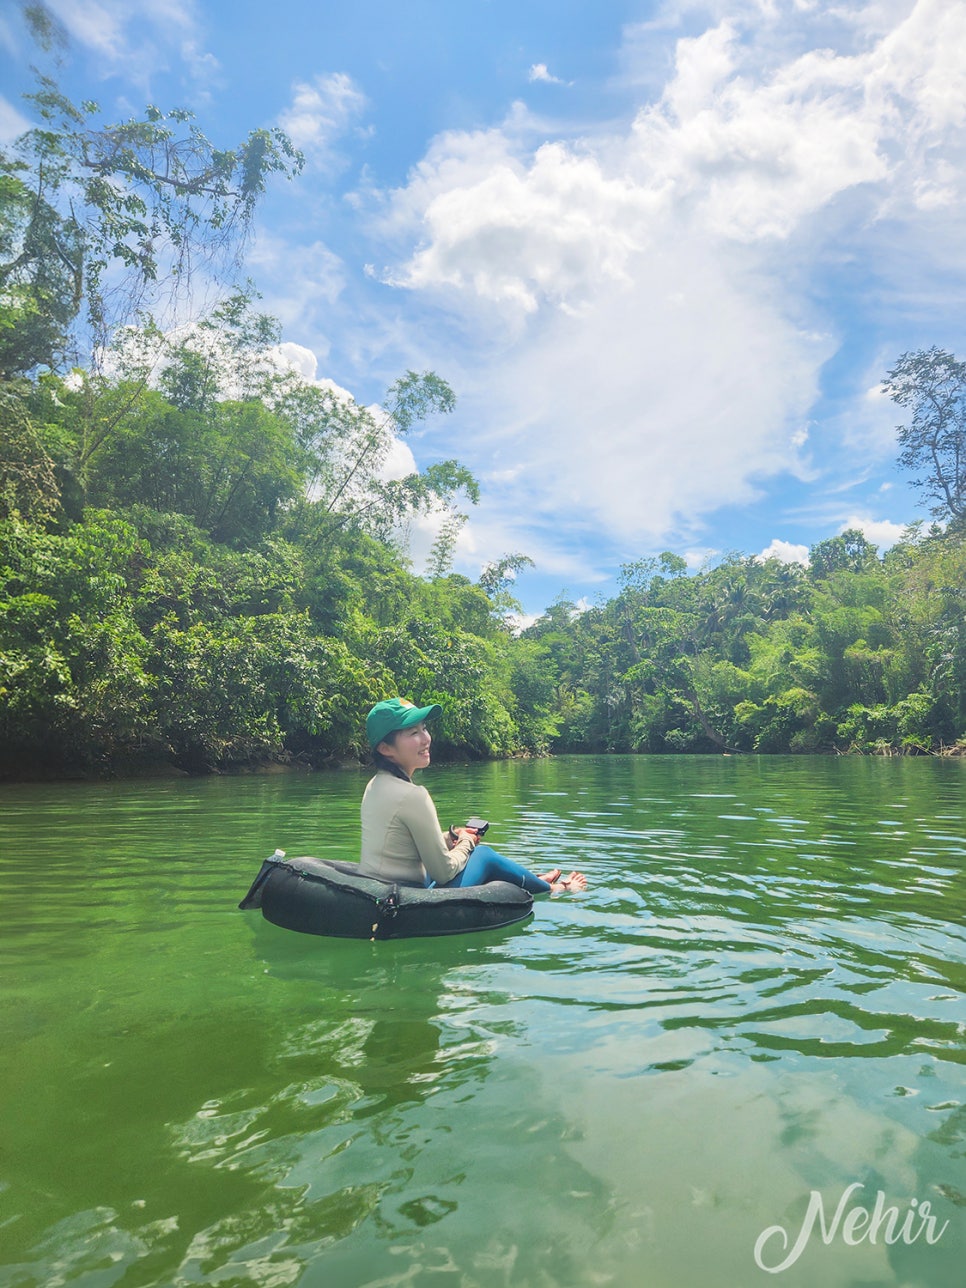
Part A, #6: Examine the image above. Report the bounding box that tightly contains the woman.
[359,697,587,895]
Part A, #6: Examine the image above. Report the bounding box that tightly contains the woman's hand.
[449,825,480,849]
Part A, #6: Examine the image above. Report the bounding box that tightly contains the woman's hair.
[371,732,411,782]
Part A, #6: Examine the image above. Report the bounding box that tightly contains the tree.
[0,382,61,519]
[478,552,535,628]
[808,529,879,580]
[285,369,479,548]
[0,160,83,377]
[82,388,305,547]
[425,513,467,579]
[0,73,302,373]
[479,553,535,596]
[884,347,966,526]
[0,511,157,772]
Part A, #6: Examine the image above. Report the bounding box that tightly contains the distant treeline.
[528,340,966,759]
[523,529,966,758]
[2,76,965,777]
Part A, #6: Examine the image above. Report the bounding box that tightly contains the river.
[1,755,964,1288]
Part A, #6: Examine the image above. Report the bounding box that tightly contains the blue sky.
[3,0,966,615]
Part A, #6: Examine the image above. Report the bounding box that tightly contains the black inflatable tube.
[239,854,533,940]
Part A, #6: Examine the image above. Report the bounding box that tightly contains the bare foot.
[549,871,587,894]
[538,868,563,885]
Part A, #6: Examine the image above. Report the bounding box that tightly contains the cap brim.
[400,703,442,729]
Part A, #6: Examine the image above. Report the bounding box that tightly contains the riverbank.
[4,739,965,786]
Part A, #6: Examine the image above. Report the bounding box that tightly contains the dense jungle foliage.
[2,70,965,777]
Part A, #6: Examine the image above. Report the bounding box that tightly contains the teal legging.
[438,844,552,894]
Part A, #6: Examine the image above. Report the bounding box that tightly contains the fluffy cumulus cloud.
[264,342,356,410]
[377,0,966,559]
[758,539,810,565]
[840,515,907,549]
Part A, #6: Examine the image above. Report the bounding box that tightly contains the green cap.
[366,697,442,748]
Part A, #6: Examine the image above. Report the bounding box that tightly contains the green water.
[1,756,964,1288]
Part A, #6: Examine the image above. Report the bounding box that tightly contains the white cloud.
[685,548,719,569]
[528,63,569,86]
[179,39,220,93]
[758,539,810,565]
[507,611,539,633]
[388,130,658,313]
[448,511,606,588]
[373,0,966,557]
[47,0,125,59]
[0,93,30,143]
[0,12,22,58]
[269,341,319,383]
[840,515,906,549]
[264,343,357,408]
[378,434,418,482]
[39,0,219,94]
[277,72,368,162]
[248,235,346,360]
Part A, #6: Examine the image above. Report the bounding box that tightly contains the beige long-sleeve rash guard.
[359,771,474,887]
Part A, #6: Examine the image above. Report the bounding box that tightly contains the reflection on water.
[0,756,964,1287]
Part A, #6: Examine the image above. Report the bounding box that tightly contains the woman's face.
[378,722,432,776]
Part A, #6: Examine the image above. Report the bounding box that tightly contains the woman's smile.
[380,722,432,776]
